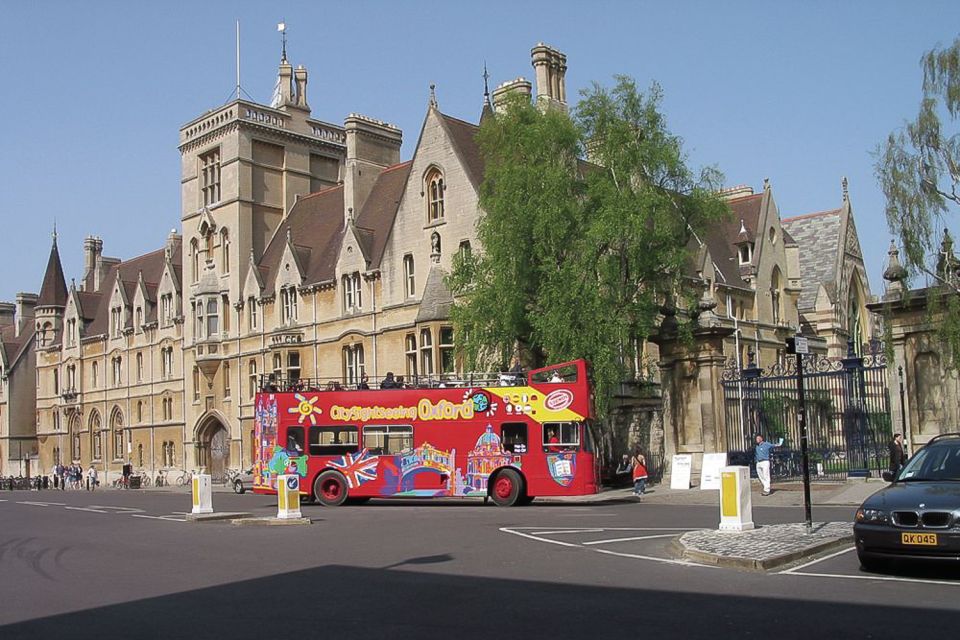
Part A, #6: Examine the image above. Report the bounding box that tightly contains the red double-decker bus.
[252,359,599,506]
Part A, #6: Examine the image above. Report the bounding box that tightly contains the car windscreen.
[898,443,960,481]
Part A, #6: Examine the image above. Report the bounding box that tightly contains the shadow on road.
[2,561,958,639]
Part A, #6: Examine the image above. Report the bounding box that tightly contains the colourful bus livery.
[253,360,599,506]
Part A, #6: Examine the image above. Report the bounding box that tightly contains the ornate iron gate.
[721,342,891,481]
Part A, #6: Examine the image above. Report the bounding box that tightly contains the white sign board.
[794,336,809,355]
[700,452,728,490]
[670,454,693,490]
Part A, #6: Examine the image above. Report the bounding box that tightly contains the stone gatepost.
[651,311,734,484]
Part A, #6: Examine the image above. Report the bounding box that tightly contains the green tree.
[876,36,960,368]
[449,77,726,416]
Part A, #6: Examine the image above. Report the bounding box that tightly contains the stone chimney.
[719,185,755,201]
[278,60,294,107]
[165,229,181,262]
[294,65,309,109]
[15,292,37,338]
[492,78,532,113]
[0,301,14,328]
[83,235,103,289]
[531,43,567,111]
[342,114,402,227]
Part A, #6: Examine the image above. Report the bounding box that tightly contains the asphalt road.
[1,488,958,639]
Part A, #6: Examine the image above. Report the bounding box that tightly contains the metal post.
[796,351,813,533]
[898,365,909,457]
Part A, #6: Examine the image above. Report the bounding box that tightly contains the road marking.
[500,527,581,548]
[583,534,678,545]
[89,505,144,513]
[592,547,721,568]
[17,501,53,507]
[779,546,856,573]
[529,529,606,536]
[65,506,110,513]
[130,514,186,522]
[785,570,960,587]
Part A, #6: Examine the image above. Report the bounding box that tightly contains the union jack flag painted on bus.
[329,448,380,488]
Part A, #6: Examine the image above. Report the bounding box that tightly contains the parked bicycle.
[166,469,193,487]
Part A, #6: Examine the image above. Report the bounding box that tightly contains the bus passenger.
[550,371,563,383]
[546,427,560,445]
[357,374,370,390]
[381,372,399,389]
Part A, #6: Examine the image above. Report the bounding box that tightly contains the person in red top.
[631,449,648,497]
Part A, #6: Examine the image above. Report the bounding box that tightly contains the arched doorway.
[197,414,231,483]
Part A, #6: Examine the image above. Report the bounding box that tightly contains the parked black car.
[854,433,960,572]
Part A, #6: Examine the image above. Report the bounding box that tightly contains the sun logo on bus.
[288,393,323,425]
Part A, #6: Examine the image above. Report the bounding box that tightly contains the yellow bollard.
[191,474,213,514]
[719,466,754,531]
[277,474,302,519]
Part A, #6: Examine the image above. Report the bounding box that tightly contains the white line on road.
[64,506,110,513]
[583,534,679,545]
[779,546,856,573]
[89,505,144,513]
[529,529,606,536]
[500,527,581,548]
[784,570,960,587]
[592,547,720,568]
[130,514,185,522]
[17,501,54,507]
[518,526,699,532]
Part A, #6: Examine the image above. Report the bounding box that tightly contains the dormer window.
[161,294,173,326]
[342,273,362,313]
[403,255,415,297]
[248,297,259,331]
[280,286,298,325]
[111,306,123,338]
[135,306,143,330]
[738,243,754,265]
[426,168,445,222]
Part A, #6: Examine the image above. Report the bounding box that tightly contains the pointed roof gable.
[38,237,68,308]
[258,186,345,295]
[692,193,764,290]
[436,112,485,189]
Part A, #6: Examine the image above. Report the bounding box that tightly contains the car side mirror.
[881,470,895,483]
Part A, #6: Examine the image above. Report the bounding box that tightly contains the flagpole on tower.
[235,19,241,100]
[278,20,287,63]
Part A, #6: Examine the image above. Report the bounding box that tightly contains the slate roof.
[258,186,345,295]
[0,323,33,369]
[354,161,412,269]
[782,209,842,310]
[37,239,68,308]
[695,193,764,290]
[81,239,181,337]
[437,113,485,189]
[415,264,454,323]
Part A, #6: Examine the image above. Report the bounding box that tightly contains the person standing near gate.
[888,433,906,476]
[754,434,783,496]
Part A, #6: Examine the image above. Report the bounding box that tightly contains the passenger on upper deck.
[357,374,370,390]
[381,372,400,389]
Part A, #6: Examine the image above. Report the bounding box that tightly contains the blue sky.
[1,0,958,303]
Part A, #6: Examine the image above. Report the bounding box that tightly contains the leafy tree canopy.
[876,36,960,368]
[449,76,726,416]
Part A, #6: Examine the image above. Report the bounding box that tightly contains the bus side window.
[543,422,580,450]
[363,425,413,455]
[308,426,359,456]
[501,423,527,454]
[286,427,305,455]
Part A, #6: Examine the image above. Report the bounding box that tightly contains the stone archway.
[196,414,231,483]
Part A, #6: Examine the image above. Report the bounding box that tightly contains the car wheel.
[234,480,245,494]
[490,469,523,507]
[314,470,349,507]
[858,553,890,574]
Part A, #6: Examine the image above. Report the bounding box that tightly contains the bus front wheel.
[314,471,349,507]
[490,469,523,507]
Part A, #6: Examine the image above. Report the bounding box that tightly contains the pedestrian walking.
[86,465,98,491]
[888,433,906,476]
[754,434,783,496]
[631,449,648,497]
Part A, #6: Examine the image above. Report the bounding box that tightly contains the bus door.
[501,422,529,458]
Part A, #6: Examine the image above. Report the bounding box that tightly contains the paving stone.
[678,521,853,570]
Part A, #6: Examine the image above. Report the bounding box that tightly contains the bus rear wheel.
[314,471,349,507]
[490,469,523,507]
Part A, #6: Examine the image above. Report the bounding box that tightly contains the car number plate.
[901,532,938,546]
